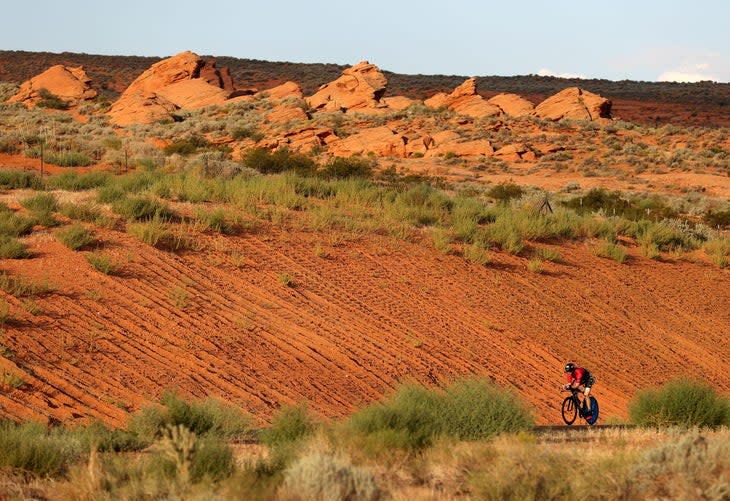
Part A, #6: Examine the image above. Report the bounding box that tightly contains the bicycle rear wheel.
[561,395,577,425]
[585,396,599,425]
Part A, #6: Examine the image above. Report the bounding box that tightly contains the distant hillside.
[1,50,730,127]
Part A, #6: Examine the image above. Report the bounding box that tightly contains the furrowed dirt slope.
[1,214,729,426]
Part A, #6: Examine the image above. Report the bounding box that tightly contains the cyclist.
[563,362,595,416]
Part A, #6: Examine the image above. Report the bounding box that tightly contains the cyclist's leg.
[583,376,595,412]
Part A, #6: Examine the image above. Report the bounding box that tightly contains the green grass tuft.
[56,223,95,250]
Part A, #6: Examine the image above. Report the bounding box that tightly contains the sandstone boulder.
[307,61,388,112]
[105,93,178,127]
[260,81,304,101]
[426,139,494,158]
[269,126,337,152]
[382,96,418,111]
[534,87,612,121]
[329,126,406,157]
[156,79,230,109]
[424,78,500,118]
[430,130,461,146]
[494,143,531,161]
[487,93,534,117]
[266,105,308,124]
[108,51,235,125]
[8,65,97,107]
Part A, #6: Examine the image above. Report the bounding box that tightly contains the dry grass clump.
[280,440,380,501]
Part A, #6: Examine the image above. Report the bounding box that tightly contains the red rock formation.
[382,96,417,111]
[104,93,178,127]
[494,143,532,161]
[329,126,406,157]
[199,60,235,93]
[108,51,234,126]
[307,61,388,113]
[261,81,303,100]
[487,93,535,117]
[266,105,308,124]
[8,65,97,107]
[424,78,501,118]
[534,87,612,121]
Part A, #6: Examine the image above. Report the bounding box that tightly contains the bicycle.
[561,387,599,425]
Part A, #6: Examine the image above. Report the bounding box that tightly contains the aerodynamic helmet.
[564,362,575,373]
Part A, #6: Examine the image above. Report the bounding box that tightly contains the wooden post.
[40,140,44,180]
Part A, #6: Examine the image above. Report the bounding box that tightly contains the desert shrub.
[194,208,233,234]
[564,188,675,221]
[116,170,162,193]
[36,88,69,110]
[482,216,524,255]
[0,272,54,298]
[0,135,19,154]
[0,420,81,476]
[595,241,627,263]
[470,443,574,501]
[345,379,533,452]
[0,169,43,189]
[432,227,452,254]
[634,220,694,251]
[159,392,252,440]
[536,247,561,262]
[627,431,730,499]
[629,378,730,428]
[260,403,317,450]
[59,201,101,222]
[112,196,173,221]
[0,209,35,237]
[704,209,730,229]
[163,135,210,156]
[56,223,95,250]
[74,420,146,453]
[86,252,117,275]
[20,192,58,213]
[282,451,379,501]
[231,126,264,141]
[488,182,524,203]
[388,184,453,227]
[127,405,169,444]
[527,258,543,273]
[190,436,235,483]
[0,82,19,102]
[49,171,110,191]
[96,185,126,203]
[127,217,176,249]
[319,156,373,179]
[463,241,491,265]
[703,238,730,268]
[241,147,317,176]
[45,151,93,167]
[128,392,253,444]
[0,236,30,258]
[437,378,534,440]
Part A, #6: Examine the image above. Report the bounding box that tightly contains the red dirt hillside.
[0,216,728,427]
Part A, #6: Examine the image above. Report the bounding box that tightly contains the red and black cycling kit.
[566,367,594,388]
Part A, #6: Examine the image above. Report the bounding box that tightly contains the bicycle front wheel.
[562,395,577,425]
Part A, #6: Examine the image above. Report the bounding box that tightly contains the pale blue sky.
[2,0,729,82]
